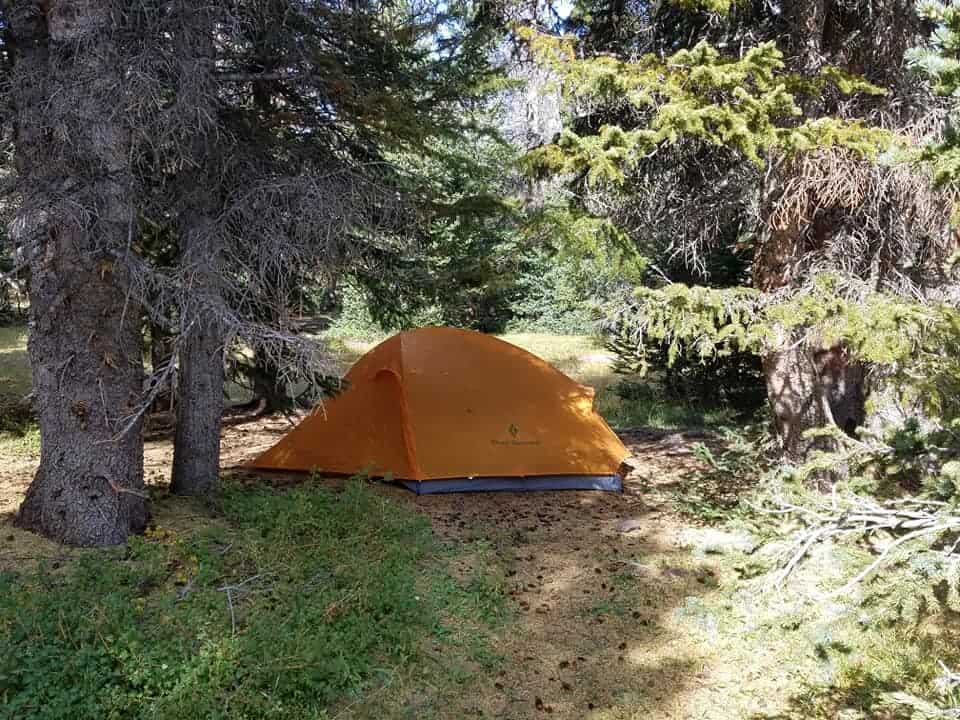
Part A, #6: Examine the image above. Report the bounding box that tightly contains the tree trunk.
[170,5,223,496]
[8,0,148,545]
[761,326,839,459]
[170,275,224,495]
[790,0,829,77]
[750,2,869,473]
[756,213,866,472]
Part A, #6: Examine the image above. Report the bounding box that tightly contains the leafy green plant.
[0,479,505,720]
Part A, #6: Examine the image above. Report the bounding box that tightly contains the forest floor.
[0,329,917,719]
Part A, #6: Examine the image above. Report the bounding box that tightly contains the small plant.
[0,479,506,720]
[673,426,769,522]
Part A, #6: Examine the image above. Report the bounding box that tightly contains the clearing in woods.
[0,331,825,719]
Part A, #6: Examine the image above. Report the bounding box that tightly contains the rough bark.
[789,0,829,77]
[169,4,224,496]
[762,337,835,463]
[756,210,866,468]
[752,2,869,469]
[7,0,148,545]
[170,271,224,495]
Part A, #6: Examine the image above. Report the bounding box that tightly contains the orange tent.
[248,327,628,493]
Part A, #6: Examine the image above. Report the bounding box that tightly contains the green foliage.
[520,31,895,183]
[345,129,649,335]
[605,275,960,425]
[349,130,535,333]
[0,481,504,720]
[595,378,743,430]
[908,1,960,189]
[678,426,770,521]
[604,283,764,373]
[505,253,598,334]
[868,547,960,625]
[672,0,736,14]
[523,205,647,286]
[507,204,648,333]
[0,398,35,438]
[909,1,960,98]
[763,628,960,719]
[326,280,394,341]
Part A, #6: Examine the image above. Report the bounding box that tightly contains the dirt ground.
[0,418,807,720]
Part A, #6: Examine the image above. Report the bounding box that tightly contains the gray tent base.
[398,475,622,495]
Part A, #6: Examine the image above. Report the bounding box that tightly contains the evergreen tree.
[1,0,503,538]
[908,0,960,191]
[523,0,955,466]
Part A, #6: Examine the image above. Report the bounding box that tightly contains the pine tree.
[523,0,955,466]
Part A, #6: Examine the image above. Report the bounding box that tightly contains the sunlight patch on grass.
[0,324,30,400]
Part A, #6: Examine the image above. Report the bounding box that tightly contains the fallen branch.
[217,574,267,634]
[769,495,960,595]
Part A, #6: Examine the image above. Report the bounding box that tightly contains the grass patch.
[0,479,505,720]
[0,325,29,401]
[752,626,960,719]
[596,377,742,431]
[0,324,37,458]
[0,425,39,460]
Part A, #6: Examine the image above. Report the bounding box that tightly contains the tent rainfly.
[247,327,629,493]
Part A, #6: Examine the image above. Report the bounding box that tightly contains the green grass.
[0,479,506,720]
[0,324,37,456]
[0,325,29,400]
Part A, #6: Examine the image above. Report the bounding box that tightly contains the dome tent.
[248,327,628,493]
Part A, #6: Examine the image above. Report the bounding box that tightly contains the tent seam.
[394,332,425,480]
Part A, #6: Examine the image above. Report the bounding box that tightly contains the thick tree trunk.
[762,345,832,462]
[750,3,869,473]
[755,209,868,456]
[756,215,866,471]
[169,6,223,496]
[8,0,148,545]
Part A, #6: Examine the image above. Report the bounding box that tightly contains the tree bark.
[789,0,830,77]
[755,209,865,470]
[169,3,224,496]
[761,327,842,463]
[7,0,148,545]
[751,1,869,471]
[170,262,224,495]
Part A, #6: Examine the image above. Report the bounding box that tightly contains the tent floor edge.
[397,475,622,494]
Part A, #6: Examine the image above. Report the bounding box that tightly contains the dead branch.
[769,494,960,595]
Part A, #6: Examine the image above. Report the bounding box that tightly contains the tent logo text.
[493,423,541,447]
